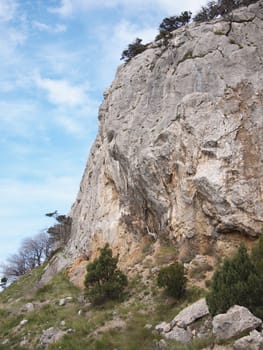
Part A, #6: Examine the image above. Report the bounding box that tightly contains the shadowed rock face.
[65,1,263,266]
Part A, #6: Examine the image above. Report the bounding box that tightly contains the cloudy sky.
[0,0,208,267]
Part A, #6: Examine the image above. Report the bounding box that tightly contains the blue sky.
[0,0,208,267]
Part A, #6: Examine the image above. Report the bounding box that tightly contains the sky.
[0,0,208,268]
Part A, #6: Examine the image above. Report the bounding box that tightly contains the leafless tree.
[1,231,53,278]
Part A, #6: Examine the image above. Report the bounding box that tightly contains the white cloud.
[0,100,39,137]
[34,75,87,106]
[33,21,67,33]
[0,0,17,22]
[56,115,85,136]
[48,0,74,17]
[49,0,208,17]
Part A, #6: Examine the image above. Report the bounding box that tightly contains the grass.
[0,262,212,350]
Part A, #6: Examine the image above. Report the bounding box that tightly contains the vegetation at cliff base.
[85,244,128,305]
[157,262,186,298]
[207,240,263,318]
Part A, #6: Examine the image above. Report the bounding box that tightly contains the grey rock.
[234,330,263,350]
[59,297,72,306]
[155,339,168,350]
[155,322,171,333]
[19,319,28,326]
[164,326,192,343]
[40,327,66,347]
[21,302,34,313]
[212,305,262,341]
[171,298,209,328]
[59,298,66,306]
[144,324,152,330]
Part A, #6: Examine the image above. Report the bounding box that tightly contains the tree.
[206,243,263,318]
[85,244,128,305]
[46,211,72,246]
[121,38,147,63]
[159,11,192,32]
[193,0,259,22]
[157,263,186,298]
[156,11,192,40]
[0,277,7,289]
[1,231,52,279]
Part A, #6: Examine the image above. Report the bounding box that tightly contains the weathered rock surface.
[43,1,263,279]
[171,298,209,328]
[212,305,262,340]
[164,326,192,343]
[234,330,263,350]
[156,298,210,343]
[40,327,66,347]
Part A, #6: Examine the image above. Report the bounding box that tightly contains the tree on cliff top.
[120,38,147,63]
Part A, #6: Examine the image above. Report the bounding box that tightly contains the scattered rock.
[144,324,153,330]
[155,322,171,333]
[164,326,192,343]
[234,330,263,350]
[21,302,34,313]
[212,305,262,341]
[60,320,66,327]
[19,319,28,326]
[155,339,167,349]
[171,298,210,328]
[59,298,66,306]
[59,297,73,306]
[40,327,66,347]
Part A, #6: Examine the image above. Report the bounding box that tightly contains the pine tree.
[85,244,128,305]
[207,243,263,317]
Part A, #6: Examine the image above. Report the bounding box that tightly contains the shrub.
[193,0,259,22]
[156,11,191,41]
[85,244,128,305]
[120,38,147,63]
[157,263,186,298]
[206,243,263,318]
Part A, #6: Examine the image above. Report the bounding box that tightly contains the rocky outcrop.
[156,298,211,343]
[42,1,263,279]
[212,305,262,340]
[234,330,263,350]
[170,298,209,328]
[65,0,263,267]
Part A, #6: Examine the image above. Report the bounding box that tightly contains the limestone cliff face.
[66,2,263,267]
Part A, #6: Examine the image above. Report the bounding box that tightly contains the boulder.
[171,298,210,328]
[164,326,192,343]
[155,322,171,333]
[40,327,66,347]
[212,305,262,341]
[234,330,263,350]
[21,302,34,313]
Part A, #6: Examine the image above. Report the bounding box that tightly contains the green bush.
[85,244,128,305]
[157,263,186,298]
[206,242,263,318]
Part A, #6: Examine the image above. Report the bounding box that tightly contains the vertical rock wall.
[66,1,263,267]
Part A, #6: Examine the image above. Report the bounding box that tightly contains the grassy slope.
[0,260,212,350]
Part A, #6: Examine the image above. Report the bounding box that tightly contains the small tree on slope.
[85,244,128,305]
[206,243,263,318]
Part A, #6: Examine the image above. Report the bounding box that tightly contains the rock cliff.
[48,1,263,275]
